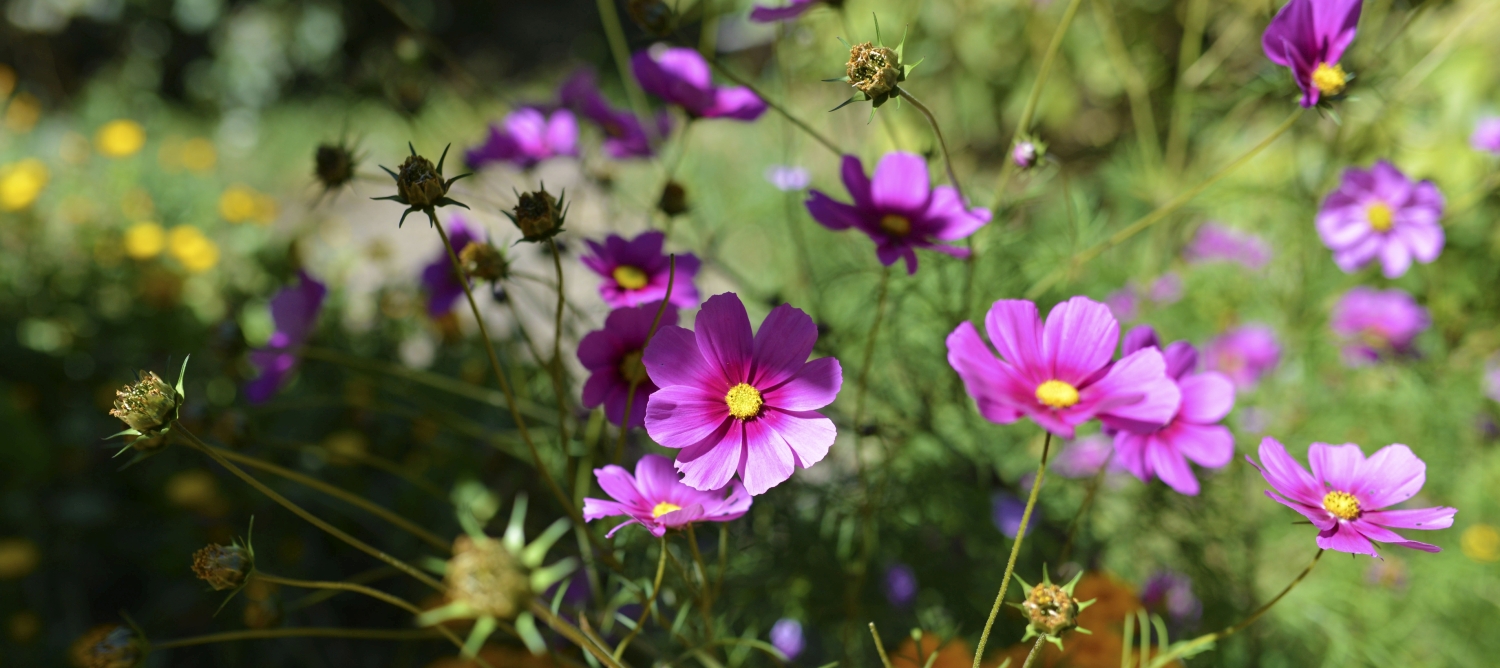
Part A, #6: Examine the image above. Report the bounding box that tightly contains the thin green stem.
[299,345,553,424]
[595,0,662,145]
[852,267,893,439]
[151,627,440,650]
[614,535,669,659]
[176,426,444,592]
[531,599,628,668]
[686,524,717,645]
[1163,0,1209,173]
[614,256,678,464]
[971,431,1053,668]
[897,88,966,204]
[703,56,842,156]
[868,623,894,668]
[1090,0,1158,166]
[548,238,572,451]
[1020,635,1047,668]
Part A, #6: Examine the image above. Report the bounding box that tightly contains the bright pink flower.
[1111,326,1236,496]
[580,231,701,309]
[1261,0,1362,107]
[946,297,1181,439]
[1330,286,1428,366]
[644,293,842,495]
[465,108,578,170]
[632,45,767,120]
[1248,438,1456,558]
[583,454,751,537]
[1316,161,1444,279]
[579,304,678,428]
[1204,325,1280,389]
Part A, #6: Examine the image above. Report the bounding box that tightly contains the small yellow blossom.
[3,93,41,133]
[168,225,220,273]
[0,538,40,579]
[218,184,276,224]
[1461,523,1500,563]
[124,222,167,259]
[0,159,49,211]
[96,119,146,158]
[180,138,217,172]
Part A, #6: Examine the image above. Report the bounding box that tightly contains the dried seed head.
[509,187,566,242]
[627,0,675,36]
[192,543,251,591]
[109,371,178,434]
[396,154,446,209]
[315,143,356,190]
[658,181,688,217]
[847,42,902,100]
[1022,582,1080,637]
[445,535,532,619]
[459,241,508,282]
[70,625,141,668]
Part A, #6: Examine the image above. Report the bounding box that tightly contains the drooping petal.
[1249,437,1325,506]
[739,417,796,495]
[593,464,648,509]
[750,303,819,389]
[1378,238,1413,278]
[840,154,875,209]
[582,497,631,522]
[695,293,755,384]
[1350,520,1440,553]
[1148,438,1200,496]
[1308,442,1365,492]
[645,385,733,449]
[1362,506,1456,530]
[1316,522,1380,557]
[761,408,836,470]
[805,191,865,231]
[1168,423,1236,469]
[764,357,842,411]
[1112,431,1152,482]
[1177,372,1235,424]
[675,420,742,491]
[1352,443,1426,509]
[1041,296,1120,384]
[1264,490,1338,531]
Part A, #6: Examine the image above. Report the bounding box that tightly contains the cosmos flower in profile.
[1261,0,1362,107]
[1316,161,1444,279]
[465,107,578,170]
[579,304,678,428]
[1248,437,1456,558]
[246,271,327,404]
[632,45,767,120]
[580,230,701,309]
[582,454,751,537]
[1204,325,1280,390]
[1330,287,1429,366]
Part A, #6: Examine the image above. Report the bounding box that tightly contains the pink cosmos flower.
[750,0,817,22]
[246,270,327,404]
[1204,325,1280,389]
[1261,0,1362,107]
[1184,223,1271,270]
[1486,357,1500,404]
[582,453,751,537]
[1247,437,1456,557]
[1111,326,1236,496]
[560,70,673,159]
[1471,117,1500,154]
[946,296,1181,439]
[644,293,842,495]
[1052,434,1124,479]
[632,45,767,121]
[579,304,679,428]
[1316,161,1445,279]
[805,152,990,274]
[580,231,701,309]
[1330,287,1429,366]
[464,107,578,170]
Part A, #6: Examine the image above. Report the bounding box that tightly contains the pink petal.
[1177,372,1235,424]
[645,385,733,449]
[761,408,836,470]
[582,498,631,522]
[739,417,796,495]
[657,503,707,528]
[1250,437,1325,506]
[581,370,617,410]
[634,453,684,504]
[1308,442,1364,492]
[764,357,842,411]
[982,300,1046,384]
[1111,431,1151,482]
[1362,506,1455,530]
[546,110,579,156]
[805,191,863,231]
[869,152,932,213]
[704,482,752,521]
[644,326,723,390]
[1394,219,1443,263]
[1317,522,1380,557]
[1379,238,1413,278]
[1265,490,1338,531]
[1148,438,1200,496]
[1042,296,1119,384]
[1088,348,1181,429]
[1315,205,1371,249]
[1350,520,1441,553]
[840,154,874,209]
[945,322,1026,424]
[1168,422,1235,469]
[1333,235,1383,273]
[695,293,754,384]
[1352,443,1425,509]
[750,303,818,389]
[593,464,647,508]
[675,420,743,491]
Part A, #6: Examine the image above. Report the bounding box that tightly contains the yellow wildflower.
[168,225,220,273]
[124,222,166,259]
[3,93,40,133]
[0,159,48,211]
[96,119,146,158]
[1461,523,1500,563]
[218,184,276,224]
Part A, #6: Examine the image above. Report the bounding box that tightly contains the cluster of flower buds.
[1012,566,1096,650]
[505,185,569,243]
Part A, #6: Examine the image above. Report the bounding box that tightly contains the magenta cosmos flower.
[246,271,327,404]
[560,70,673,159]
[1204,325,1280,389]
[631,45,767,121]
[643,293,842,495]
[806,152,990,274]
[1111,326,1236,496]
[1184,223,1271,270]
[580,304,679,428]
[1261,0,1362,107]
[1330,287,1428,366]
[1248,437,1456,557]
[946,296,1181,439]
[583,454,750,537]
[580,231,701,309]
[420,215,478,317]
[1473,117,1500,154]
[750,0,817,22]
[1317,161,1445,279]
[465,107,578,170]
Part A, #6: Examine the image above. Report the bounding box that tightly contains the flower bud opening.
[847,42,902,100]
[192,543,251,591]
[1022,582,1080,637]
[445,535,532,620]
[396,154,445,209]
[70,624,141,668]
[109,371,178,433]
[511,187,565,242]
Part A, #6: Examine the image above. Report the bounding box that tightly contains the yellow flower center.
[725,383,764,420]
[1311,63,1348,96]
[619,349,648,385]
[1365,201,1394,233]
[1035,380,1080,409]
[651,502,682,519]
[879,214,911,237]
[613,265,650,290]
[1322,490,1361,521]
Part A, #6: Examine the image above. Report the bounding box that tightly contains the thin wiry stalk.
[897,88,967,204]
[868,623,894,668]
[151,627,441,649]
[704,56,843,157]
[594,0,662,145]
[614,255,678,464]
[547,238,572,453]
[613,535,670,659]
[1020,635,1047,668]
[971,431,1053,668]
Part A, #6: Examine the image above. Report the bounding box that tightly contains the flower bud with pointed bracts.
[193,543,251,591]
[315,143,357,192]
[70,625,141,668]
[1012,566,1096,650]
[847,42,902,101]
[445,535,532,620]
[459,240,508,282]
[375,143,472,227]
[505,186,568,243]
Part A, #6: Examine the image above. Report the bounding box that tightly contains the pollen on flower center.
[1312,62,1348,96]
[1035,380,1080,409]
[1322,490,1361,520]
[879,214,911,237]
[1365,202,1394,232]
[613,265,650,290]
[619,349,648,385]
[651,501,682,518]
[725,383,764,420]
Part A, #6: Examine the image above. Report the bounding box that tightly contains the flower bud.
[70,625,141,668]
[658,181,688,217]
[396,153,445,209]
[627,0,675,36]
[508,187,567,243]
[1022,581,1079,637]
[1013,141,1041,170]
[445,535,532,620]
[847,42,903,101]
[192,543,251,591]
[459,241,508,282]
[315,143,356,191]
[109,371,178,434]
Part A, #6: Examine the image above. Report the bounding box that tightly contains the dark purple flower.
[583,454,751,537]
[1316,161,1444,279]
[580,304,679,428]
[1330,287,1429,366]
[580,231,701,309]
[419,215,478,317]
[245,271,327,404]
[465,108,578,170]
[561,70,673,159]
[750,0,817,22]
[1473,117,1500,154]
[884,564,917,608]
[1111,326,1236,496]
[1184,223,1271,270]
[806,152,990,274]
[992,492,1034,538]
[770,619,805,660]
[1140,571,1201,626]
[631,45,768,120]
[1204,325,1280,390]
[1261,0,1362,107]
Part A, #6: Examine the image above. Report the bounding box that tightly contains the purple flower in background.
[583,454,751,537]
[884,564,917,608]
[1148,273,1183,305]
[1105,287,1139,323]
[1013,141,1040,169]
[765,165,810,191]
[632,45,768,120]
[946,297,1181,439]
[561,70,672,159]
[580,304,679,428]
[1261,0,1362,107]
[1204,325,1280,389]
[644,293,843,495]
[419,215,478,317]
[1112,326,1236,496]
[1330,287,1429,366]
[1184,223,1271,270]
[750,0,817,22]
[1316,161,1445,279]
[246,271,327,404]
[1486,357,1500,404]
[464,108,578,169]
[1471,117,1500,154]
[992,492,1034,538]
[1247,437,1457,558]
[1365,557,1408,591]
[806,152,990,274]
[1053,434,1121,479]
[580,231,701,309]
[1141,571,1201,626]
[770,619,805,660]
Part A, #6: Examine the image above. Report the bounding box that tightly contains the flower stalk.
[971,431,1053,668]
[896,88,966,205]
[614,255,677,464]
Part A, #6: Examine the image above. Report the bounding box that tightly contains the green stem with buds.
[971,431,1053,668]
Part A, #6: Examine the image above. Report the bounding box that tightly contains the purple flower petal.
[1352,443,1425,509]
[1177,372,1234,423]
[869,152,932,213]
[1249,437,1325,506]
[750,303,819,388]
[695,293,755,385]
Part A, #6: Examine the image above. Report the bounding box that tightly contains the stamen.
[725,383,764,420]
[1365,202,1394,233]
[651,501,682,519]
[879,214,911,237]
[1035,380,1080,409]
[618,350,648,385]
[1311,63,1348,96]
[613,265,650,290]
[1322,490,1361,521]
